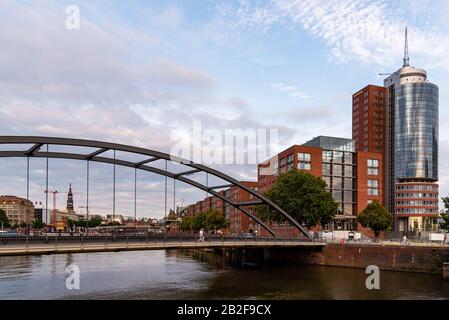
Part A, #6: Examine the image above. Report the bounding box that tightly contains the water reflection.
[0,250,448,300]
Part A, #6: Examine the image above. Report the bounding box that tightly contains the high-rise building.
[353,29,439,233]
[383,29,439,232]
[352,85,387,154]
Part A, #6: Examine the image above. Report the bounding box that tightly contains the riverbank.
[265,243,449,275]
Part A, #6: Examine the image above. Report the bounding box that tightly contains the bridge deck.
[0,240,325,256]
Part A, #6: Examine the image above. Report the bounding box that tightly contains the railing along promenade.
[1,233,448,257]
[0,233,323,256]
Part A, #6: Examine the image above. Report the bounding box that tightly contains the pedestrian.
[402,234,407,245]
[199,228,204,242]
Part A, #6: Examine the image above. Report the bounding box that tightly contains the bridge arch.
[0,136,310,238]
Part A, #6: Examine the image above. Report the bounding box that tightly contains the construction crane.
[44,189,59,225]
[44,187,83,225]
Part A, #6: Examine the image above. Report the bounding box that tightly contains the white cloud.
[213,0,449,70]
[271,82,311,99]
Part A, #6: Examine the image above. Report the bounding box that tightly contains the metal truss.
[0,136,310,238]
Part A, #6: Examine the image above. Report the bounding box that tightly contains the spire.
[67,182,74,212]
[403,27,410,67]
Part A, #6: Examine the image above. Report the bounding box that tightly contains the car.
[243,232,255,238]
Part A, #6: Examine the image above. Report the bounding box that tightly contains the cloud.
[271,82,311,99]
[0,1,297,217]
[212,0,449,70]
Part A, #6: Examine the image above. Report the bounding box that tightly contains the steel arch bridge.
[0,136,310,238]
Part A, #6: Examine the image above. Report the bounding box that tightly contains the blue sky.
[1,0,449,218]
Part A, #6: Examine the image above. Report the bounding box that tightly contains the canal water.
[0,250,448,300]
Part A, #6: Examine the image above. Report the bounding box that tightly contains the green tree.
[357,201,393,237]
[180,216,194,232]
[257,171,338,228]
[88,216,102,228]
[205,209,228,232]
[192,212,207,232]
[67,219,75,229]
[181,209,227,233]
[439,197,449,232]
[32,220,46,229]
[0,209,10,228]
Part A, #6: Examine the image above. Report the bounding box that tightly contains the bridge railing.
[0,233,309,249]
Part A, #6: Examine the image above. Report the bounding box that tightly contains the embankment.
[266,244,449,274]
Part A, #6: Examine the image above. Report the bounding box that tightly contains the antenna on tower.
[403,27,410,67]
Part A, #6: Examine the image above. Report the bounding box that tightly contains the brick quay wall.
[259,244,449,274]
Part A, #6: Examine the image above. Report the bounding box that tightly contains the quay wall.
[266,244,449,274]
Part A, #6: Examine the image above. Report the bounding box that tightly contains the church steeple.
[67,182,74,213]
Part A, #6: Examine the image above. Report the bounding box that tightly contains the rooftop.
[302,136,355,152]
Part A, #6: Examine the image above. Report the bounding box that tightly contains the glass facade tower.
[395,83,439,180]
[384,64,439,232]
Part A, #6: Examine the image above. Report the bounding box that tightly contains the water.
[0,250,448,300]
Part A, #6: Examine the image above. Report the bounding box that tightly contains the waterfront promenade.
[0,235,324,256]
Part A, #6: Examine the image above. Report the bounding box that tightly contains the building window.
[367,159,379,175]
[280,158,286,174]
[368,179,379,196]
[286,154,294,172]
[273,161,278,176]
[298,153,311,171]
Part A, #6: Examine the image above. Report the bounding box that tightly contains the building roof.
[302,136,355,152]
[0,195,34,207]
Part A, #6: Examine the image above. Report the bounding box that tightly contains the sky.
[1,0,449,219]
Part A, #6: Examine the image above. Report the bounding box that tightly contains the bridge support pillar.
[443,263,449,280]
[263,248,271,260]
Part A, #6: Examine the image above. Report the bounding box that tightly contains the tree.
[357,201,393,237]
[88,216,102,228]
[440,197,449,232]
[180,209,227,233]
[257,171,338,228]
[32,220,46,229]
[205,209,228,232]
[180,216,194,232]
[0,209,10,228]
[67,218,75,229]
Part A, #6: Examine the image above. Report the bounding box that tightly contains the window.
[368,179,379,196]
[280,158,286,173]
[273,161,278,176]
[367,159,379,175]
[298,152,311,171]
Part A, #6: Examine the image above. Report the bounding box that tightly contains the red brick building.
[258,136,384,235]
[352,85,387,154]
[179,182,259,235]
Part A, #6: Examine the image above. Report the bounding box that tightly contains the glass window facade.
[321,149,356,217]
[395,83,438,180]
[298,152,311,171]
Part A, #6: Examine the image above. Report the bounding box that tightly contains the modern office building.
[258,136,383,233]
[353,29,439,232]
[384,36,439,231]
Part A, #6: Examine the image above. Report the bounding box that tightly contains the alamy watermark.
[65,264,80,290]
[170,121,279,166]
[365,265,380,290]
[65,5,80,30]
